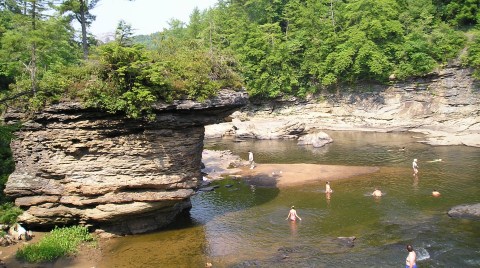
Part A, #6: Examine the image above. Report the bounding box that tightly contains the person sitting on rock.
[16,223,27,240]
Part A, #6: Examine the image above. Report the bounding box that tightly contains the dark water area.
[98,131,480,268]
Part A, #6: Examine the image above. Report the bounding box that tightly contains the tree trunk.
[31,0,37,94]
[80,0,88,59]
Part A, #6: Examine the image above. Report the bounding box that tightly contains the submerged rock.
[447,203,480,220]
[334,236,356,247]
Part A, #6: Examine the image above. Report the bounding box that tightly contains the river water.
[98,131,480,268]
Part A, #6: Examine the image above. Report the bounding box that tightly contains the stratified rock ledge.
[3,89,248,234]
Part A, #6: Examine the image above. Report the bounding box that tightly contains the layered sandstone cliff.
[207,67,480,147]
[3,89,248,234]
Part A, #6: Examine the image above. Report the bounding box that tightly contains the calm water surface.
[99,131,480,268]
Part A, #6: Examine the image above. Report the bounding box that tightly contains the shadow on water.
[192,176,280,225]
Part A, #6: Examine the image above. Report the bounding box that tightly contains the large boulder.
[233,119,306,139]
[297,132,333,148]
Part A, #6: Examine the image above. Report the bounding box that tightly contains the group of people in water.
[368,158,440,197]
[282,157,440,268]
[246,148,439,267]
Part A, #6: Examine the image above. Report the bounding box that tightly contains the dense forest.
[0,0,479,118]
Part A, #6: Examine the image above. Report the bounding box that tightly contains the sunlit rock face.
[4,89,248,234]
[207,67,480,147]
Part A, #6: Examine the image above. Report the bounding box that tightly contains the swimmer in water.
[286,206,302,221]
[432,189,441,197]
[372,188,382,197]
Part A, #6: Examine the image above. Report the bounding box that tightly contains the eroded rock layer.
[4,89,248,234]
[206,67,480,147]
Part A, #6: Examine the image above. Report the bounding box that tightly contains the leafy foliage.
[185,0,472,97]
[464,29,480,79]
[16,226,94,263]
[80,25,242,119]
[0,203,23,224]
[0,124,17,204]
[0,0,478,110]
[434,0,480,27]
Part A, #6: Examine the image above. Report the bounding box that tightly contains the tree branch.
[0,90,35,104]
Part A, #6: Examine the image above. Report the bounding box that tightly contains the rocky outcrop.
[206,67,480,147]
[3,89,248,234]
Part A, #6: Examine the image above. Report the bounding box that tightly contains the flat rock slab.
[240,163,379,187]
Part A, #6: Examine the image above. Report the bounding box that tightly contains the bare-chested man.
[405,244,417,268]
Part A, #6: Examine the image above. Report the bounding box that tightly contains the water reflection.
[413,173,419,189]
[289,221,298,237]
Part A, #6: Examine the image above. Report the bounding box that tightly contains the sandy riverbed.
[239,163,379,187]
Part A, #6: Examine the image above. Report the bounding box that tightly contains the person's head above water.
[406,244,414,252]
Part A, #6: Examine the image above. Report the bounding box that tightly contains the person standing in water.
[405,244,417,268]
[325,181,333,193]
[286,206,302,221]
[248,151,255,169]
[412,159,419,176]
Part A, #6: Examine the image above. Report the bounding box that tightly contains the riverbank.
[0,231,102,268]
[206,67,480,147]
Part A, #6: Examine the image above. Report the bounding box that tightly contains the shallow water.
[98,131,480,268]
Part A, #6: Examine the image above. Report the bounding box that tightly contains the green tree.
[464,29,480,78]
[58,0,100,59]
[0,124,16,204]
[115,19,134,46]
[0,0,80,110]
[434,0,480,27]
[324,0,403,83]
